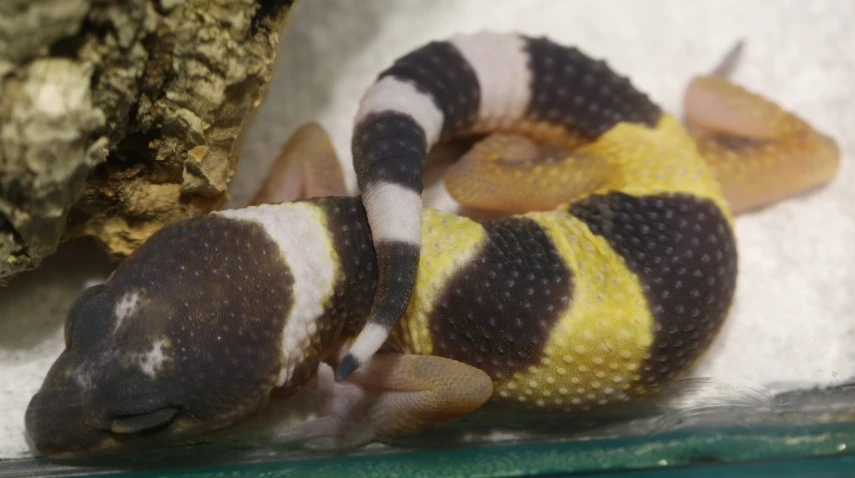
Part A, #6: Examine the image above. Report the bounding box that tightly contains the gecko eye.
[64,283,109,348]
[110,407,179,435]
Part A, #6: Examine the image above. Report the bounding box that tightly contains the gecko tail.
[335,323,388,381]
[709,39,745,78]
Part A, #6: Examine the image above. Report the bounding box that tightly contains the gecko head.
[25,215,297,458]
[24,283,187,458]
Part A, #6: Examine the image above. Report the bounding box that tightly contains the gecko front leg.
[252,123,493,450]
[277,349,493,450]
[251,122,349,205]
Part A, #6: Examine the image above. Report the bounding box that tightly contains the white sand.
[1,0,852,459]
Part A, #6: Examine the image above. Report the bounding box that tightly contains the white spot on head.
[217,203,336,387]
[139,340,168,378]
[113,290,141,332]
[72,369,92,389]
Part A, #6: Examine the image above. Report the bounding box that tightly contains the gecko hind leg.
[276,354,493,450]
[443,131,609,214]
[251,122,348,205]
[684,42,841,213]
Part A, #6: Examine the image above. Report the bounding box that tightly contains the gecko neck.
[274,196,379,393]
[312,196,380,334]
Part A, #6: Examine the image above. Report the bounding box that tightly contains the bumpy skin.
[389,121,737,409]
[343,32,709,375]
[25,32,838,457]
[341,32,838,376]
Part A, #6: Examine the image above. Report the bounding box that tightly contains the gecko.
[25,32,839,457]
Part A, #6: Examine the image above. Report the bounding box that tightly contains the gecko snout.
[25,373,115,457]
[25,365,189,458]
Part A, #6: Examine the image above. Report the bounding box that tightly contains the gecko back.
[343,32,736,382]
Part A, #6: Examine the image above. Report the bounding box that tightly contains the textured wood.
[0,0,297,283]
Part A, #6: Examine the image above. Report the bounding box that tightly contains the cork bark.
[0,0,297,284]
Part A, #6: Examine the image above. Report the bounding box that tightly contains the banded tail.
[339,32,662,380]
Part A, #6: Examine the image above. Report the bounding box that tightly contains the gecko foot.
[276,353,493,450]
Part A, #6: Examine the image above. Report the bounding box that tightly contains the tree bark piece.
[0,0,297,284]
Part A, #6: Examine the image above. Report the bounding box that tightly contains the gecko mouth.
[109,407,179,435]
[26,388,182,458]
[35,411,182,459]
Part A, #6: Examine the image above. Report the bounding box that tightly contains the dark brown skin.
[26,214,296,457]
